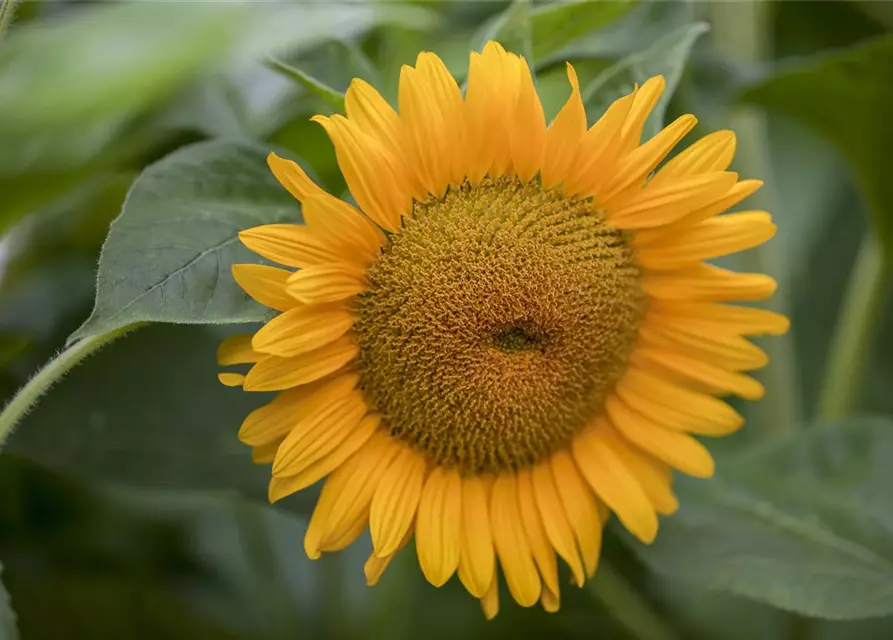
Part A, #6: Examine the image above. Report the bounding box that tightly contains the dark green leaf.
[631,417,893,620]
[581,22,709,137]
[0,562,17,640]
[70,140,299,343]
[265,58,346,111]
[741,35,893,255]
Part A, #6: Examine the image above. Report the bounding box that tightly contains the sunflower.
[217,41,788,617]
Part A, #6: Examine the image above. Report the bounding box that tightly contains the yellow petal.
[531,461,586,587]
[490,472,541,607]
[304,431,401,558]
[272,390,368,476]
[633,179,764,244]
[480,573,500,620]
[312,114,409,232]
[542,63,586,189]
[647,301,790,336]
[643,264,778,302]
[231,264,297,312]
[541,586,560,613]
[301,193,384,265]
[600,114,698,206]
[650,130,736,185]
[632,347,765,400]
[365,528,413,586]
[243,336,358,392]
[549,451,603,577]
[458,475,496,599]
[639,323,769,371]
[510,57,547,182]
[239,225,343,269]
[285,264,367,305]
[572,424,658,543]
[267,152,326,201]
[416,467,462,587]
[370,446,427,557]
[605,395,716,478]
[217,372,245,387]
[239,373,358,446]
[252,305,356,358]
[563,88,636,196]
[517,468,560,600]
[252,440,281,464]
[268,414,380,502]
[618,75,665,148]
[217,334,261,366]
[636,211,776,269]
[603,435,679,515]
[615,368,743,436]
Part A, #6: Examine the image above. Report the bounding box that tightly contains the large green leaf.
[70,140,299,343]
[631,417,893,620]
[580,22,709,138]
[0,563,16,640]
[741,35,893,255]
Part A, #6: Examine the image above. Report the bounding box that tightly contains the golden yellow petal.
[633,347,765,400]
[643,264,778,302]
[541,585,560,613]
[510,57,547,182]
[416,467,462,587]
[549,450,602,577]
[301,194,384,264]
[267,152,326,201]
[239,225,344,269]
[480,573,500,620]
[647,301,790,336]
[285,264,367,305]
[312,114,409,232]
[458,475,496,599]
[636,211,776,269]
[608,171,738,229]
[517,468,560,601]
[251,304,356,358]
[490,472,541,607]
[633,179,764,244]
[639,323,769,371]
[231,264,297,312]
[243,336,358,392]
[603,436,678,516]
[542,63,586,189]
[531,461,586,587]
[615,367,743,436]
[369,445,427,557]
[572,424,658,543]
[252,440,281,465]
[268,414,381,502]
[618,75,665,149]
[217,372,245,387]
[605,395,716,478]
[272,390,368,477]
[650,130,736,185]
[365,528,413,586]
[217,334,261,366]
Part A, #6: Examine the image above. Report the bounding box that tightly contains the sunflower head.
[217,41,788,618]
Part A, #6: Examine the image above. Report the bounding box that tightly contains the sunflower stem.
[0,325,140,453]
[818,234,890,420]
[707,0,801,435]
[0,0,19,39]
[588,562,679,640]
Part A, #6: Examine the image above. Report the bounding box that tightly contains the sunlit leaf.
[741,35,893,255]
[70,141,299,343]
[631,417,893,620]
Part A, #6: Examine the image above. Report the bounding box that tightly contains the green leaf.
[265,58,346,111]
[631,417,893,620]
[0,562,17,640]
[741,35,893,256]
[70,140,299,343]
[476,0,534,63]
[581,22,709,137]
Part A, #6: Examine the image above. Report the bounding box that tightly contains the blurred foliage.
[2,0,893,639]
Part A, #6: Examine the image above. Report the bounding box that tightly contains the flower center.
[353,177,644,474]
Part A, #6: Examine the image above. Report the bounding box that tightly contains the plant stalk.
[818,235,890,420]
[0,325,139,452]
[0,0,19,39]
[588,562,679,640]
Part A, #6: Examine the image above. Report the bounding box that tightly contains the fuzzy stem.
[0,0,19,39]
[0,325,139,452]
